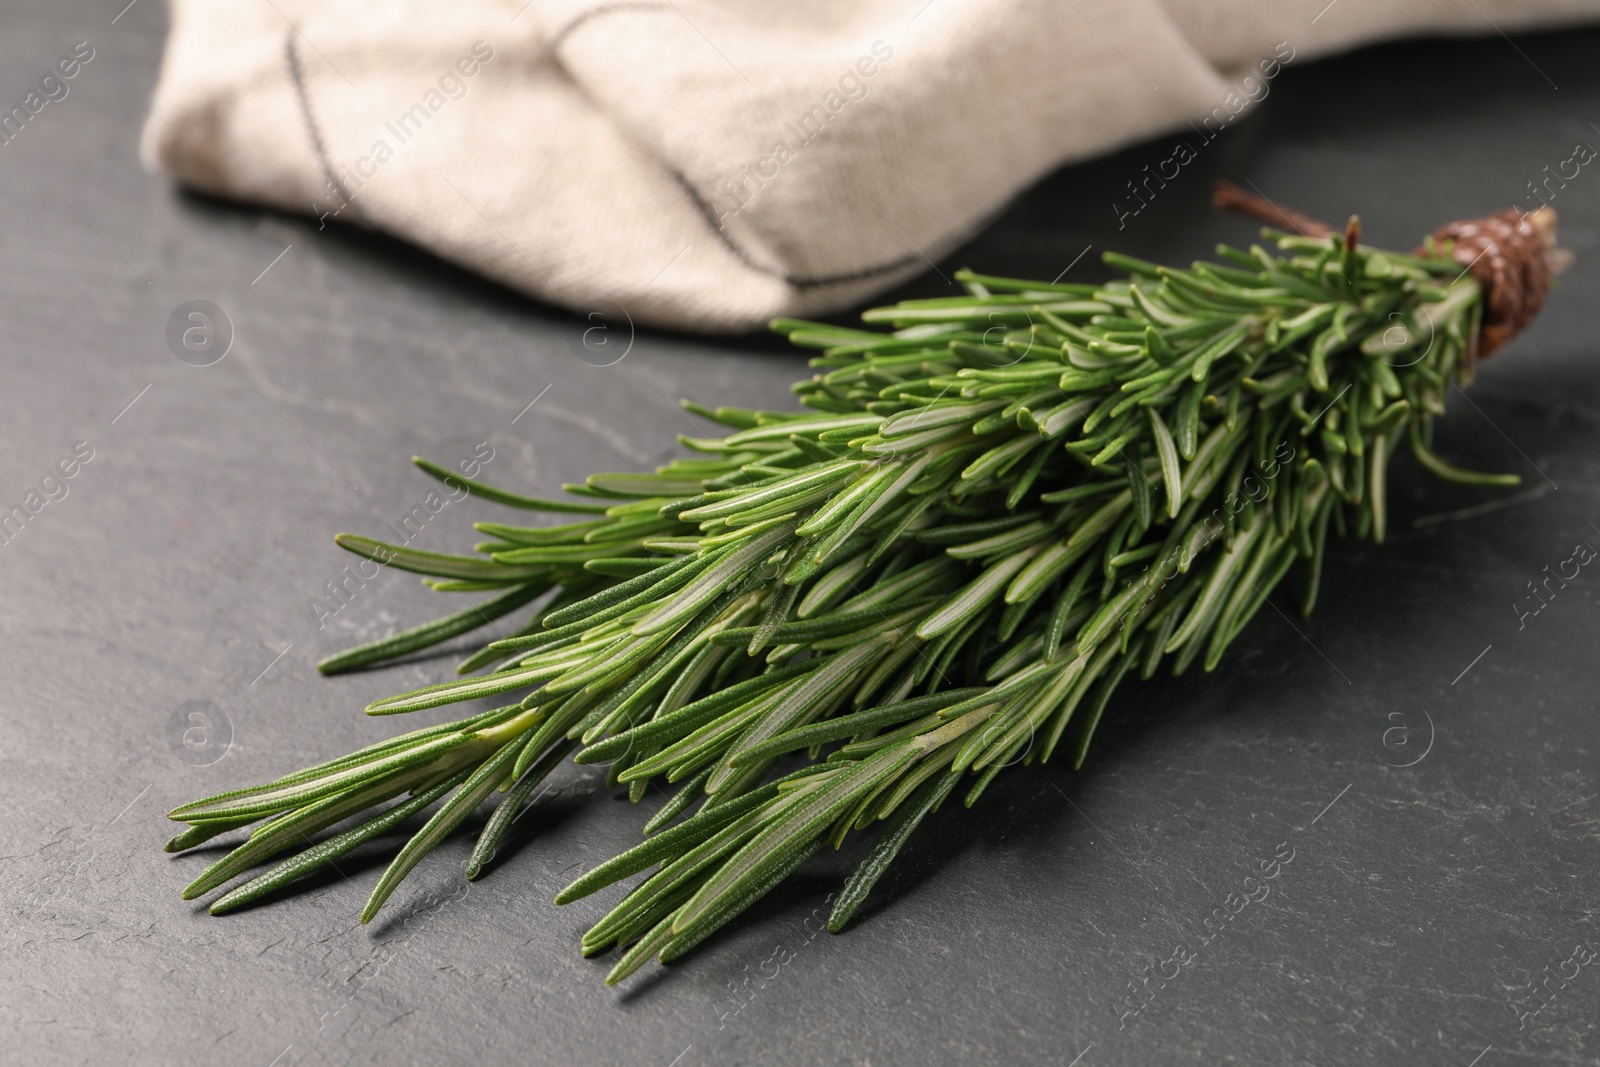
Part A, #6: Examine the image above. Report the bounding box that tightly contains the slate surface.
[2,4,1598,1065]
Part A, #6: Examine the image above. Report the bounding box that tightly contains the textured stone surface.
[2,4,1597,1065]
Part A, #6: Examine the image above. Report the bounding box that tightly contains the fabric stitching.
[284,28,357,216]
[560,4,931,291]
[668,170,927,290]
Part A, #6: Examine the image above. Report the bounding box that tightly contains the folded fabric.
[143,0,1600,332]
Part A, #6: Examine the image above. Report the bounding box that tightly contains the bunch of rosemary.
[167,220,1526,984]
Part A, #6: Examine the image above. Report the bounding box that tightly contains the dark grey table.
[4,3,1598,1065]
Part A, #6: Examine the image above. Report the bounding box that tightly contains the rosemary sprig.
[168,226,1521,980]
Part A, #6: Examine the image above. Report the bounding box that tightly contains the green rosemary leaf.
[182,770,430,899]
[587,792,816,952]
[1188,321,1253,383]
[1100,251,1162,278]
[723,414,879,447]
[1147,409,1183,519]
[586,473,706,498]
[1041,560,1096,662]
[1164,516,1268,654]
[672,743,918,934]
[604,912,681,985]
[1005,441,1054,509]
[916,548,1043,639]
[584,557,674,578]
[916,513,1035,547]
[169,731,478,823]
[945,519,1053,561]
[473,518,607,545]
[643,765,715,834]
[577,659,820,766]
[164,815,259,854]
[732,689,989,769]
[770,319,889,347]
[1066,648,1139,769]
[712,640,890,788]
[657,642,734,718]
[1038,641,1122,763]
[556,781,791,905]
[466,739,577,880]
[410,456,609,512]
[1369,432,1389,542]
[618,694,774,784]
[209,770,471,915]
[678,458,863,522]
[361,732,528,922]
[489,539,650,565]
[952,269,1099,296]
[317,581,551,675]
[632,525,794,636]
[654,838,825,966]
[794,465,897,539]
[795,550,871,618]
[541,627,678,699]
[363,662,565,716]
[426,578,529,592]
[1126,451,1153,531]
[1408,422,1520,486]
[333,533,546,582]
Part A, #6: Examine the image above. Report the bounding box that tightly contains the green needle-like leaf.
[466,740,577,880]
[317,581,550,675]
[828,771,958,933]
[361,733,529,923]
[209,771,470,915]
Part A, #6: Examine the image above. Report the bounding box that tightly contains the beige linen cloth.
[145,0,1598,332]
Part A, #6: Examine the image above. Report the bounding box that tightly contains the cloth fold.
[143,0,1600,331]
